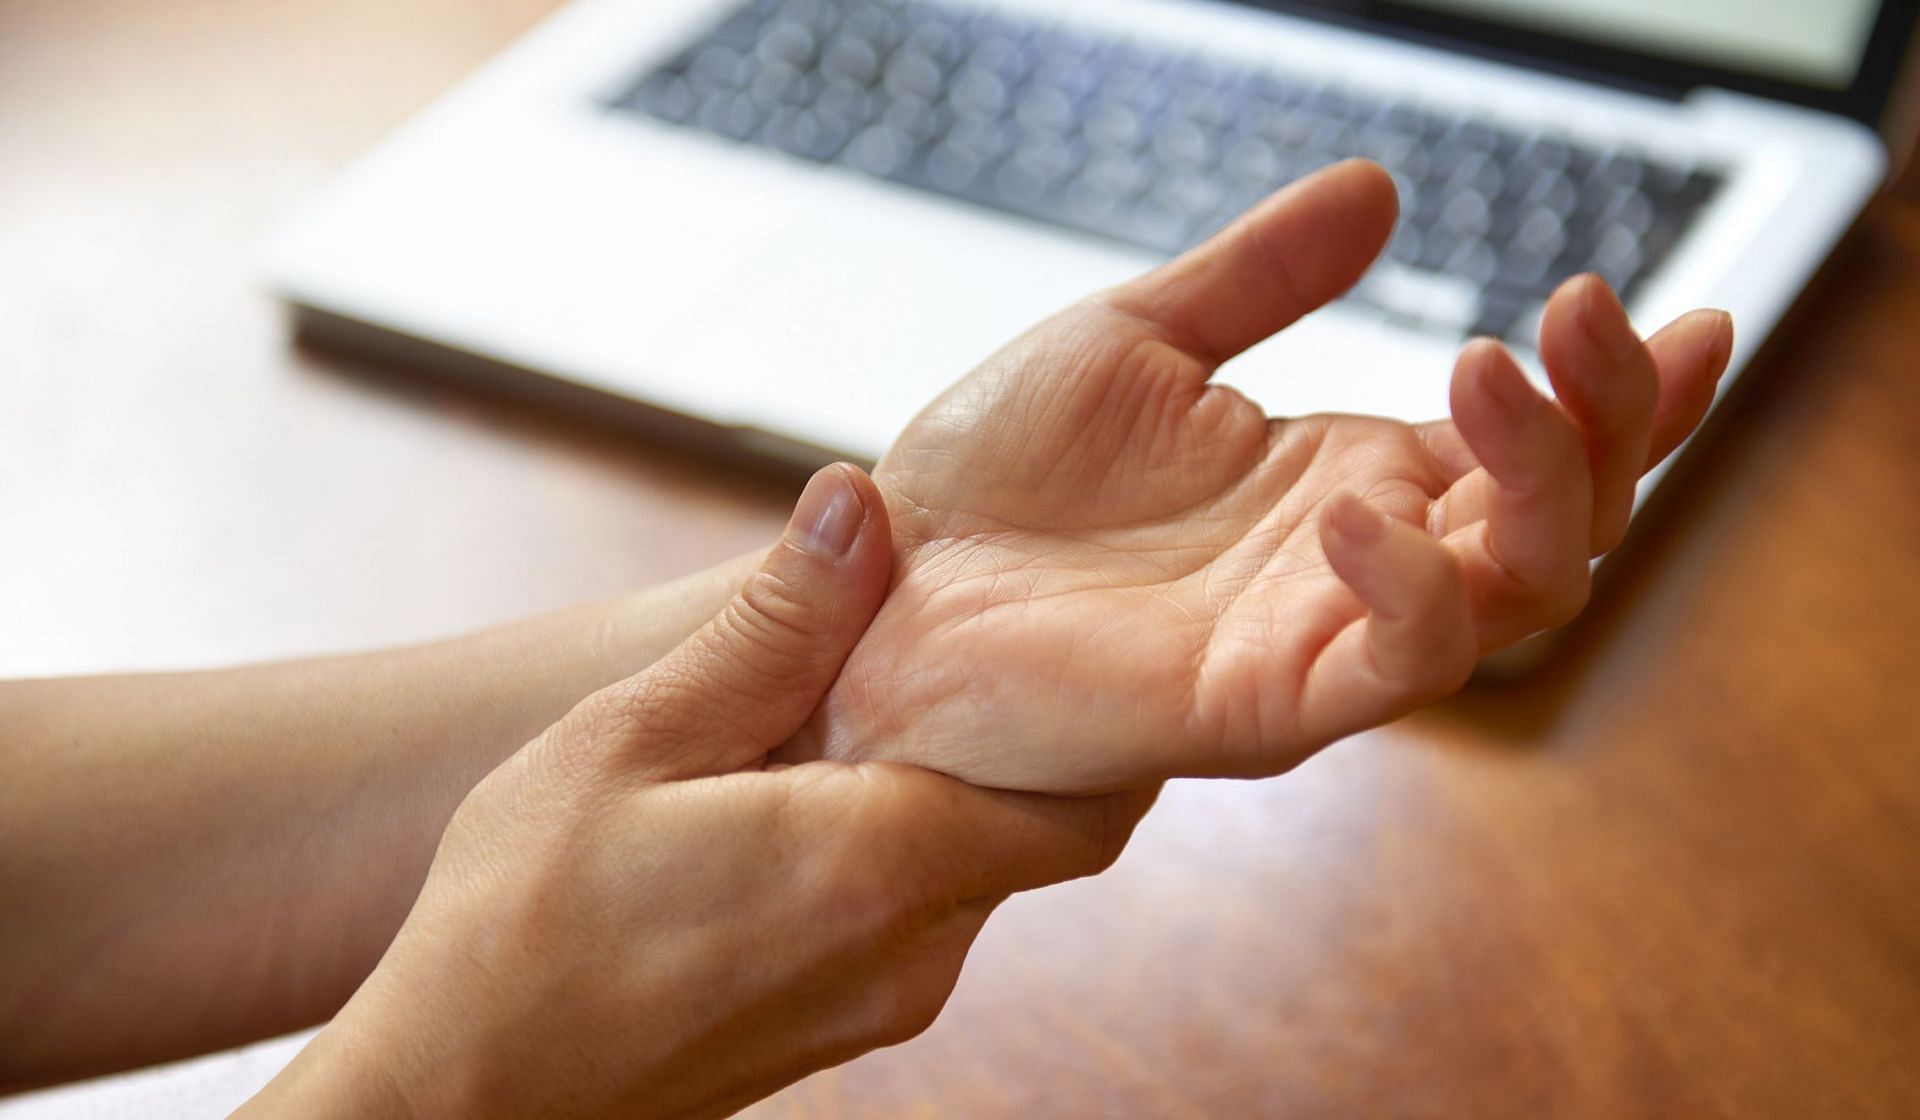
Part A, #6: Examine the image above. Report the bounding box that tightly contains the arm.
[0,549,764,1090]
[4,158,1728,1098]
[236,464,1148,1120]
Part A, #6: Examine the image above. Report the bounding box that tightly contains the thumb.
[557,463,894,781]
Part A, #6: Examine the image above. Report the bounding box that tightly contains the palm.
[799,161,1732,794]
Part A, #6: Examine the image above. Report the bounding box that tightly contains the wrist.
[234,1012,425,1119]
[242,950,524,1120]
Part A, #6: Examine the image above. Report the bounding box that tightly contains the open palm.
[790,161,1732,794]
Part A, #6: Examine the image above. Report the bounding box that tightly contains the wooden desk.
[4,2,1916,1115]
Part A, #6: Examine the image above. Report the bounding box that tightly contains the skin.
[0,554,768,1089]
[785,159,1734,792]
[0,159,1733,1113]
[235,465,1150,1120]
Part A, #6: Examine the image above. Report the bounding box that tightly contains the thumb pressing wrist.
[549,463,894,781]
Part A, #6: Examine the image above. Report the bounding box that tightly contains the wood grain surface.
[3,2,1916,1116]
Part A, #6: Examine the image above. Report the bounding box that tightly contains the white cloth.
[0,1031,314,1119]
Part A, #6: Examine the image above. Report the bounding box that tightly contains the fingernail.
[788,465,863,558]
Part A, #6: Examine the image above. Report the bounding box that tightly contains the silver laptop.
[266,0,1907,490]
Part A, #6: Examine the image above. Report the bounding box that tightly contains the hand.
[238,464,1150,1120]
[789,160,1734,793]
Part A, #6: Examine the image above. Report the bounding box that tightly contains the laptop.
[266,0,1910,490]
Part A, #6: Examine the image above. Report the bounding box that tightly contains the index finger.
[1535,275,1660,554]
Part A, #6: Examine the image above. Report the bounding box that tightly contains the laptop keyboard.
[611,0,1723,346]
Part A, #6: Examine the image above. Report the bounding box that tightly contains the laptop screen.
[1262,0,1916,124]
[1403,0,1879,90]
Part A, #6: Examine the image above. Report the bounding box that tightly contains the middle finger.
[1537,274,1660,554]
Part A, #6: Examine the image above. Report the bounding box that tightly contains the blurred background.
[3,1,1918,1116]
[0,2,790,679]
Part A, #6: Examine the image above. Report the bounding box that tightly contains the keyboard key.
[1516,133,1574,173]
[813,78,880,128]
[690,45,752,91]
[926,141,985,189]
[1472,287,1530,341]
[1594,150,1648,191]
[1010,137,1078,182]
[994,159,1051,207]
[880,95,949,144]
[762,106,852,159]
[1589,224,1645,290]
[1084,101,1147,150]
[1014,86,1076,136]
[1524,170,1579,217]
[950,67,1010,115]
[1386,223,1424,267]
[1062,179,1125,225]
[696,91,765,139]
[756,19,818,66]
[1029,48,1103,100]
[1154,169,1224,220]
[1223,135,1283,186]
[899,24,965,68]
[709,11,772,50]
[843,124,914,175]
[1102,63,1170,112]
[613,0,1727,334]
[1439,191,1492,238]
[628,72,696,122]
[820,37,881,83]
[840,8,904,52]
[1446,238,1498,286]
[945,113,1013,160]
[1152,120,1216,166]
[1082,150,1152,200]
[884,52,944,100]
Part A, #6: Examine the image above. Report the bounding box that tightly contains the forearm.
[0,548,764,1091]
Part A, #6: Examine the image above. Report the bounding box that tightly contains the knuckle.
[792,769,939,944]
[566,660,793,777]
[1482,526,1590,634]
[734,565,826,649]
[592,670,707,748]
[695,570,835,701]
